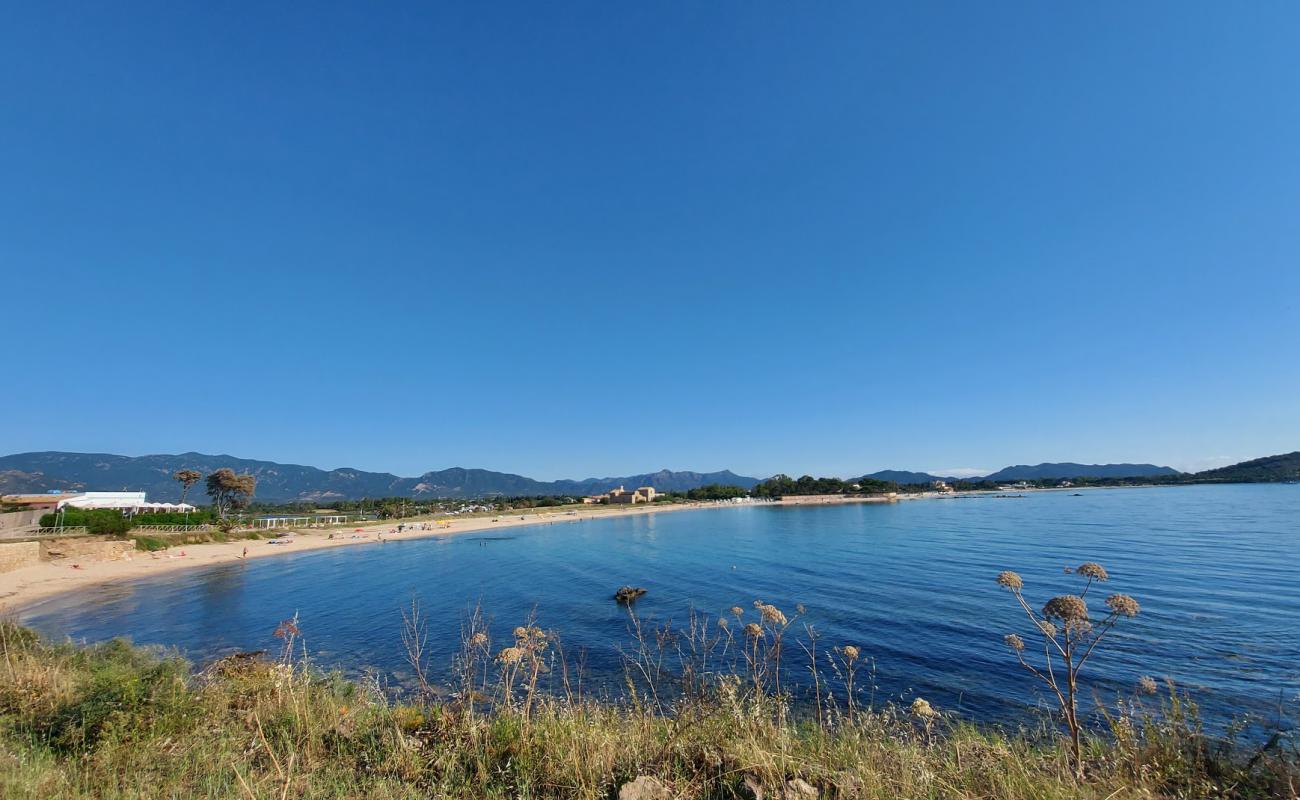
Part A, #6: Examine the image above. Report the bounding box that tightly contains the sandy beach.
[0,501,727,613]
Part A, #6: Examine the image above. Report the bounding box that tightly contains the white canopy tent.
[57,492,196,514]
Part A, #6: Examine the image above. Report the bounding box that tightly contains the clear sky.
[3,3,1298,480]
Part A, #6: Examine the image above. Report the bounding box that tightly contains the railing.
[132,524,214,532]
[2,526,90,538]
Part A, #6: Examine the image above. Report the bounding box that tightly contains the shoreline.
[0,483,1162,615]
[0,501,734,614]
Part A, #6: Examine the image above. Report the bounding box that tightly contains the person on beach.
[242,547,248,559]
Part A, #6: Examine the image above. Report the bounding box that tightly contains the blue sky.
[2,2,1298,480]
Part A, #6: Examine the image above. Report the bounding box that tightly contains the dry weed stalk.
[997,562,1141,778]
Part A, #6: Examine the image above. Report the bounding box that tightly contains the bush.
[39,508,133,534]
[131,511,214,526]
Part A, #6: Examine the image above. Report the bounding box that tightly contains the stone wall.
[0,541,41,573]
[39,537,136,563]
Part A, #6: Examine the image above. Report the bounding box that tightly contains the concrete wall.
[0,541,40,573]
[39,537,136,563]
[0,509,45,532]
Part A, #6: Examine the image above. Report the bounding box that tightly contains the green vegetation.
[752,474,898,498]
[37,509,132,536]
[0,589,1292,800]
[39,509,216,532]
[682,484,748,501]
[130,529,266,552]
[1194,451,1300,483]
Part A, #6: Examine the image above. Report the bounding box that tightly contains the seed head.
[1042,595,1088,624]
[744,623,763,638]
[717,617,728,629]
[513,626,529,639]
[1076,562,1109,581]
[730,606,744,617]
[758,603,788,626]
[795,603,807,615]
[1105,593,1140,617]
[1037,620,1058,638]
[469,632,488,648]
[910,698,938,719]
[1137,676,1158,695]
[842,645,860,661]
[996,571,1024,591]
[496,646,522,664]
[1004,633,1025,651]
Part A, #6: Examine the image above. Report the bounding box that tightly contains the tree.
[173,469,201,523]
[205,469,257,518]
[173,469,201,505]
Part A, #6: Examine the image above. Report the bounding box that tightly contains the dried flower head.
[996,571,1024,591]
[842,645,860,661]
[1105,593,1140,617]
[758,603,788,626]
[796,603,807,615]
[1004,633,1025,651]
[1076,562,1109,581]
[1037,620,1058,638]
[513,626,529,639]
[910,698,938,719]
[469,632,488,648]
[496,646,522,664]
[744,623,763,638]
[730,606,744,617]
[1137,676,1158,695]
[753,599,764,609]
[717,617,729,629]
[1042,595,1089,624]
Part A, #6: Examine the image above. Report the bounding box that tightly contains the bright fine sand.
[0,502,721,613]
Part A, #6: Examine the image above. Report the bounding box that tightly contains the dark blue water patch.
[18,484,1300,728]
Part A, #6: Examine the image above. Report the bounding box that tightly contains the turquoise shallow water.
[19,484,1300,726]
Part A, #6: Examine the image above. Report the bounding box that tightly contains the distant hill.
[982,462,1182,481]
[1193,451,1300,483]
[862,470,949,485]
[0,452,760,503]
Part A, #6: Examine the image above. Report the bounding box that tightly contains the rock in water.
[619,775,671,800]
[614,586,647,604]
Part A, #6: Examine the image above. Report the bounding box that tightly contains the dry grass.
[1,612,1295,800]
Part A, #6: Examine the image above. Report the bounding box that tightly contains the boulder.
[618,775,672,800]
[614,586,647,604]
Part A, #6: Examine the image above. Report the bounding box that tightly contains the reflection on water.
[20,484,1300,727]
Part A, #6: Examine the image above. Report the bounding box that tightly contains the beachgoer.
[242,547,248,559]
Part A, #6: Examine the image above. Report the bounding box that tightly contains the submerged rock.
[614,585,647,604]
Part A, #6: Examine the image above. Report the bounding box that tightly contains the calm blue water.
[18,484,1300,727]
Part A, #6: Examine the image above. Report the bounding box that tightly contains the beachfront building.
[1,492,81,511]
[605,486,657,504]
[932,480,955,494]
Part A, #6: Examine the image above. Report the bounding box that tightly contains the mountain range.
[864,462,1182,484]
[4,451,1289,504]
[0,452,761,503]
